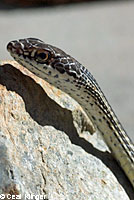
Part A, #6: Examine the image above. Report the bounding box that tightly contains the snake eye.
[36,50,49,63]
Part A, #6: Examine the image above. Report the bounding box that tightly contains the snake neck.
[64,78,134,163]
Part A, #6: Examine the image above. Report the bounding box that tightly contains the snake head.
[7,38,82,79]
[7,38,100,96]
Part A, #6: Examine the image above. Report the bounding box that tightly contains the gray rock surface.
[0,61,133,199]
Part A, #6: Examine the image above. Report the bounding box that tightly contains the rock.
[0,61,133,200]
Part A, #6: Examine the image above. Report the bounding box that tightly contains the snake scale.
[7,38,134,188]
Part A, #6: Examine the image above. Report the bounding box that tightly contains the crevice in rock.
[9,169,14,180]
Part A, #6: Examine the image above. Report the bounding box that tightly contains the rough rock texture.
[0,61,133,200]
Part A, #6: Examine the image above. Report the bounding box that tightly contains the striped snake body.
[7,38,134,188]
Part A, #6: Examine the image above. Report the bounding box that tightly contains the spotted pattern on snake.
[7,38,134,187]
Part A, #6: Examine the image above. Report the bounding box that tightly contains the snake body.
[7,38,134,187]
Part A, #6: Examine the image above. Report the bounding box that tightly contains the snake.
[7,38,134,188]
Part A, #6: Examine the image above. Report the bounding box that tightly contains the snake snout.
[7,40,23,55]
[7,42,14,52]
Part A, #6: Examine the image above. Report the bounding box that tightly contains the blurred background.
[0,0,134,141]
